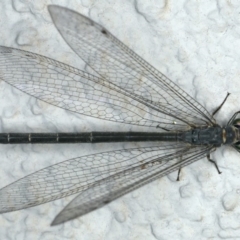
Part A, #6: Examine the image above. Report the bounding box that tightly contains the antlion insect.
[0,5,239,226]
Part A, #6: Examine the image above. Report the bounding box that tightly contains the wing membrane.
[0,143,206,214]
[48,5,215,129]
[51,145,212,225]
[0,5,216,130]
[0,46,183,128]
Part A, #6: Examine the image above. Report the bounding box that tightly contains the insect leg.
[227,111,240,126]
[176,167,181,181]
[207,153,222,174]
[212,92,230,117]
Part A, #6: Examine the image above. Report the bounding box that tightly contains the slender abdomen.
[0,132,179,144]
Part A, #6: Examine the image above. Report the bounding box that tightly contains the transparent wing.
[48,5,216,129]
[0,46,180,128]
[51,145,213,225]
[0,143,211,215]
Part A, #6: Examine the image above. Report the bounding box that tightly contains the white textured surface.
[1,0,240,239]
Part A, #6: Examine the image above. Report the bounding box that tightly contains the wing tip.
[50,219,60,226]
[51,212,66,226]
[51,206,85,226]
[47,4,60,12]
[47,4,65,17]
[0,46,12,53]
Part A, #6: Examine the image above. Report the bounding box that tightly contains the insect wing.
[0,143,206,214]
[48,5,215,130]
[0,46,172,128]
[51,145,213,225]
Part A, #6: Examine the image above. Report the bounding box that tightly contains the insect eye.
[233,119,240,128]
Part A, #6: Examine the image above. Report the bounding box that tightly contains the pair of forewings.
[0,5,216,225]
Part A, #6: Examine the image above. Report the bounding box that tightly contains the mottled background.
[1,0,240,239]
